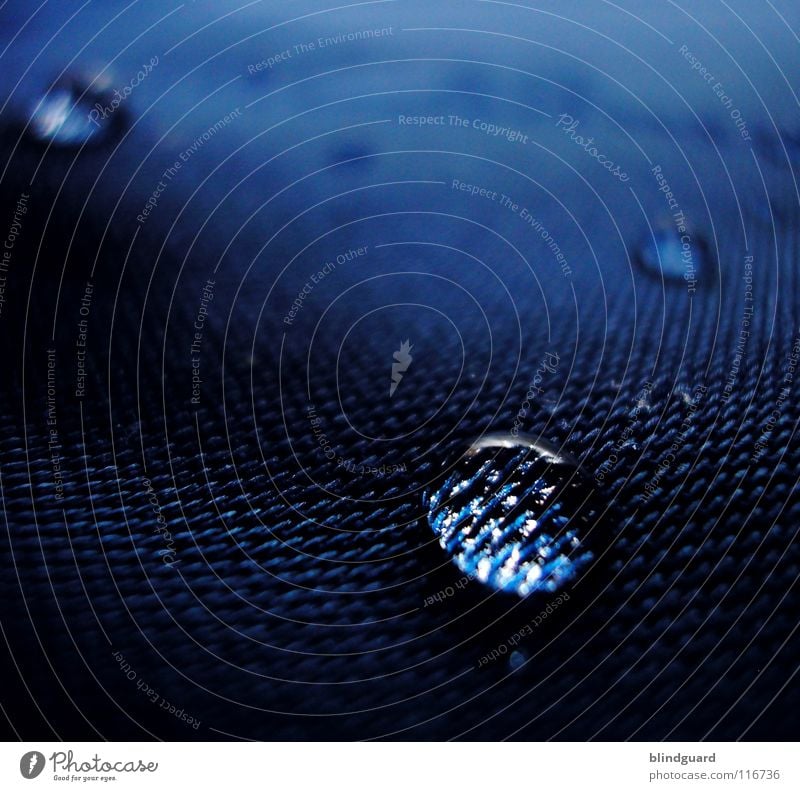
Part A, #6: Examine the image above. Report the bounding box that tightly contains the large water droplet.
[27,77,117,147]
[636,227,705,287]
[426,433,596,597]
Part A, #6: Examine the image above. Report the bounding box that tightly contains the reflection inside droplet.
[426,432,596,597]
[28,78,116,147]
[637,227,705,288]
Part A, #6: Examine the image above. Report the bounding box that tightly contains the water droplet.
[27,77,117,147]
[426,432,596,597]
[509,650,526,670]
[636,227,705,286]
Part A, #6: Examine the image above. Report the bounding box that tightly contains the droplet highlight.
[27,77,117,147]
[637,227,705,287]
[426,433,596,597]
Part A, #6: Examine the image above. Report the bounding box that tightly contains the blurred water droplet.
[426,432,596,597]
[637,228,705,286]
[28,77,116,147]
[509,650,526,669]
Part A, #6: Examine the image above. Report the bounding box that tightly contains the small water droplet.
[426,432,596,597]
[636,227,706,286]
[27,77,118,147]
